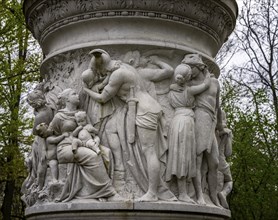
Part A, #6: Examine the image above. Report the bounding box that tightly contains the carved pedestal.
[23,0,237,219]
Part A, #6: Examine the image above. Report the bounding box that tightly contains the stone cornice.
[40,10,221,44]
[24,0,237,45]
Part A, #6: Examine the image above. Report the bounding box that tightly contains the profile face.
[191,64,206,78]
[191,66,200,78]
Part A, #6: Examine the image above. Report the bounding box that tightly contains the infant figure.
[72,111,101,155]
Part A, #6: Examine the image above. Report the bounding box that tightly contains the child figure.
[72,111,101,155]
[165,63,211,203]
[35,123,68,183]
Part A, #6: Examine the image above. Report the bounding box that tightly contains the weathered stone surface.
[26,201,231,220]
[22,0,237,219]
[23,0,237,76]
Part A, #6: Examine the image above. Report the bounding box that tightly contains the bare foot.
[178,194,195,204]
[196,195,206,205]
[99,198,107,202]
[164,196,178,202]
[218,192,229,209]
[210,193,221,207]
[136,191,158,202]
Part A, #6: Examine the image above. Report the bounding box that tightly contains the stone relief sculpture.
[22,0,237,218]
[165,63,211,203]
[217,110,233,209]
[21,88,54,206]
[79,53,123,193]
[83,49,176,202]
[47,88,121,202]
[22,50,232,211]
[72,111,101,155]
[122,50,175,132]
[122,50,174,100]
[35,123,67,184]
[182,54,222,206]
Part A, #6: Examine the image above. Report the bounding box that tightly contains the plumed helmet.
[181,53,206,67]
[89,49,114,71]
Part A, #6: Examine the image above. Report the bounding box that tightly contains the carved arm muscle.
[84,70,123,103]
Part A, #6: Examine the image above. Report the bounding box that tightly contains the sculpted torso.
[78,129,92,142]
[194,77,220,112]
[196,78,219,108]
[106,63,162,114]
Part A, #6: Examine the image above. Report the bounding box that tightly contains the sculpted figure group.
[22,49,233,209]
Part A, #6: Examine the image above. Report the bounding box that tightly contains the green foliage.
[220,82,278,219]
[218,1,278,219]
[0,0,41,219]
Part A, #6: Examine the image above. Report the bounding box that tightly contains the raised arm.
[84,124,98,135]
[72,126,83,137]
[47,133,68,144]
[84,70,123,103]
[188,70,211,96]
[139,56,173,82]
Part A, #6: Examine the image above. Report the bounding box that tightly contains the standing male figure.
[182,54,222,206]
[83,49,174,202]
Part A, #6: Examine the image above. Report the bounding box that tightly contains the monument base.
[25,201,231,220]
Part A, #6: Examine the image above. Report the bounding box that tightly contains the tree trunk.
[1,179,15,220]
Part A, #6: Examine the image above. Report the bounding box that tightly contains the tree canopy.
[218,0,278,219]
[0,0,41,219]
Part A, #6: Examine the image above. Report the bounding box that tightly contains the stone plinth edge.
[26,201,231,220]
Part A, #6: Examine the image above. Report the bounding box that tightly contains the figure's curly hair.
[27,89,46,108]
[122,50,141,68]
[57,88,74,108]
[75,111,87,119]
